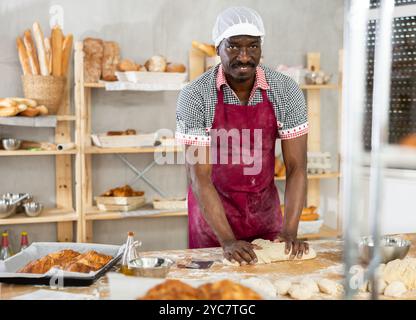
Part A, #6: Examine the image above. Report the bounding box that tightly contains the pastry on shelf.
[280,205,320,221]
[106,129,136,136]
[399,133,416,148]
[166,63,186,73]
[144,55,167,72]
[101,184,144,197]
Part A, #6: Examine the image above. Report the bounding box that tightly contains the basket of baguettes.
[16,22,73,115]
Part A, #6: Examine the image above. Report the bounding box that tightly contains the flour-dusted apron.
[188,87,283,248]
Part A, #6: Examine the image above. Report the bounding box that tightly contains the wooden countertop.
[1,234,415,300]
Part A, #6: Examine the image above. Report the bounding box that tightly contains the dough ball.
[300,278,319,294]
[288,284,313,300]
[384,281,407,298]
[240,277,276,298]
[274,279,292,296]
[368,279,387,294]
[318,279,338,295]
[382,258,416,290]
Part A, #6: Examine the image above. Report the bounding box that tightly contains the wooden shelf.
[299,225,340,240]
[0,115,76,128]
[56,115,77,121]
[85,146,183,154]
[275,172,341,181]
[0,149,77,156]
[0,208,77,226]
[300,84,338,90]
[85,205,187,221]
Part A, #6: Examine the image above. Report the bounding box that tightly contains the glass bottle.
[0,232,13,260]
[20,231,29,251]
[120,231,138,275]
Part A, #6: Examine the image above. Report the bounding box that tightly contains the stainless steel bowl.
[0,199,17,219]
[2,193,32,213]
[359,235,411,264]
[127,257,174,278]
[2,138,21,151]
[23,201,43,217]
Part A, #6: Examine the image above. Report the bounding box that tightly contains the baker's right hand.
[222,240,259,265]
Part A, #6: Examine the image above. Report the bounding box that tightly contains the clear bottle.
[20,231,29,251]
[0,232,13,260]
[120,231,136,275]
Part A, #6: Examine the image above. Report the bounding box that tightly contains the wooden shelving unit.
[0,69,81,242]
[84,146,182,154]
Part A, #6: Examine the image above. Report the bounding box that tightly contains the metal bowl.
[127,257,174,278]
[2,193,32,213]
[2,138,21,151]
[359,235,411,264]
[0,199,17,219]
[23,201,43,217]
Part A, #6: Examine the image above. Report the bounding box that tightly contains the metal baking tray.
[0,242,124,287]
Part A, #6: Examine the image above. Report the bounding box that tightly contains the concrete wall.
[0,0,344,252]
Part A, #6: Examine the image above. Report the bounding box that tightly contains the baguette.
[44,37,52,75]
[0,106,20,117]
[17,104,28,112]
[192,41,216,57]
[62,34,73,77]
[51,26,63,76]
[23,30,40,75]
[32,22,49,76]
[16,37,32,75]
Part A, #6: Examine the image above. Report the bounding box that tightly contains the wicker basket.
[21,75,66,115]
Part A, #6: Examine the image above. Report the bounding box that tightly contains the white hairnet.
[212,7,265,48]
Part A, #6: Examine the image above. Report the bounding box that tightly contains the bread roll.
[23,30,40,75]
[0,106,20,117]
[144,55,167,72]
[9,97,37,107]
[32,22,49,76]
[36,105,48,115]
[166,63,186,73]
[62,34,73,77]
[102,41,120,81]
[117,59,138,72]
[16,37,31,75]
[51,26,63,76]
[19,106,40,117]
[0,98,17,108]
[17,104,28,112]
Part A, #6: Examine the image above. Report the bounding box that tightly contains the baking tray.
[0,242,124,286]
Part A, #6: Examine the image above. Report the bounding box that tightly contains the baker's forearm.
[283,167,307,235]
[191,175,236,245]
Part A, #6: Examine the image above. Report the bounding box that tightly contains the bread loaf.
[16,37,32,75]
[51,26,63,76]
[32,22,49,76]
[192,41,216,57]
[9,97,37,107]
[144,55,167,72]
[44,37,52,75]
[0,106,20,117]
[62,34,73,77]
[102,41,120,81]
[83,38,104,83]
[23,30,40,75]
[117,59,139,72]
[19,106,40,117]
[166,63,186,73]
[36,105,48,115]
[0,98,17,108]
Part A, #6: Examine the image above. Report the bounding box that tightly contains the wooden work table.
[1,234,415,300]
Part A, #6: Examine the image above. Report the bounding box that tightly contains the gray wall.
[0,0,344,252]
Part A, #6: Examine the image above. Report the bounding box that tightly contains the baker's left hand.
[274,233,309,260]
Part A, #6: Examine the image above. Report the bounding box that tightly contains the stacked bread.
[0,97,47,117]
[16,22,73,77]
[281,205,320,221]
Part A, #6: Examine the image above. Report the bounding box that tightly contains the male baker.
[176,7,309,265]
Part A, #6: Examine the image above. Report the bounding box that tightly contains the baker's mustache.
[231,62,256,68]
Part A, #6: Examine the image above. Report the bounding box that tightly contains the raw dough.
[368,279,387,294]
[300,278,319,294]
[288,284,313,300]
[274,279,292,296]
[359,280,369,293]
[240,277,276,298]
[384,281,407,298]
[382,258,416,290]
[223,238,317,265]
[318,279,338,295]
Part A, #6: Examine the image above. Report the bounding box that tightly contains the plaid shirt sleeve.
[278,78,309,140]
[175,86,211,146]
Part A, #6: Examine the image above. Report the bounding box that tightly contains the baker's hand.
[274,233,309,260]
[222,240,259,265]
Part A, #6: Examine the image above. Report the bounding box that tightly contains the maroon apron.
[188,87,283,248]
